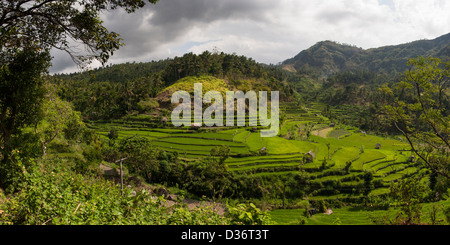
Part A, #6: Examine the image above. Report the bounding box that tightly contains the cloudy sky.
[50,0,450,74]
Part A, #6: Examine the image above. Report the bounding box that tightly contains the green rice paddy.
[93,101,424,207]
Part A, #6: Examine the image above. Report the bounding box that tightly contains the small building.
[303,151,315,163]
[375,143,382,149]
[330,123,335,127]
[190,123,202,130]
[260,147,267,155]
[409,155,417,163]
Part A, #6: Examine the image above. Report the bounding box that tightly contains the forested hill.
[282,32,450,78]
[53,33,449,124]
[54,52,293,121]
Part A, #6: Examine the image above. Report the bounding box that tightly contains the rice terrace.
[0,0,449,233]
[88,96,444,225]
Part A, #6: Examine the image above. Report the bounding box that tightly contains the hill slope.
[282,32,450,78]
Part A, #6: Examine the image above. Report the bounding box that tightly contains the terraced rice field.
[92,101,422,201]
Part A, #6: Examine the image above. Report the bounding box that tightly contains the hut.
[303,151,315,163]
[259,147,267,155]
[190,123,202,130]
[161,117,168,125]
[375,143,382,149]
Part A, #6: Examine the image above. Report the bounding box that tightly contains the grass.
[91,100,428,212]
[351,150,387,171]
[328,129,351,139]
[270,207,386,225]
[246,133,265,152]
[331,147,360,168]
[270,209,307,225]
[233,130,250,143]
[305,207,388,225]
[157,75,229,100]
[271,198,450,225]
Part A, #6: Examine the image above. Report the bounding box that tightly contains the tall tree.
[35,87,85,157]
[0,47,50,152]
[0,0,161,190]
[383,57,449,179]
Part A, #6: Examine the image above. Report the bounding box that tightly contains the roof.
[305,151,315,158]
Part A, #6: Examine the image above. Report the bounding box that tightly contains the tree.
[0,47,50,153]
[0,0,161,190]
[388,177,428,225]
[0,0,159,67]
[362,171,374,205]
[107,127,119,146]
[118,136,160,182]
[35,87,85,156]
[383,57,449,179]
[184,146,231,201]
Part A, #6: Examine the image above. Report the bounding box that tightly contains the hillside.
[282,32,450,78]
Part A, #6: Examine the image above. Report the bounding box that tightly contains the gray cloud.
[49,0,450,74]
[148,0,273,25]
[49,49,79,74]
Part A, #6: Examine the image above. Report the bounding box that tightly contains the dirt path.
[311,127,334,138]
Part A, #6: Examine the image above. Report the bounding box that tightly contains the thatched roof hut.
[303,151,315,163]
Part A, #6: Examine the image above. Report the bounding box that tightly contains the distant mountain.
[282,32,450,78]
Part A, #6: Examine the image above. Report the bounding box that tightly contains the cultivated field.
[90,101,420,205]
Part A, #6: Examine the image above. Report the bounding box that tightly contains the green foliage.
[137,98,159,113]
[166,206,227,225]
[82,144,103,164]
[182,147,232,201]
[107,127,119,146]
[226,203,275,225]
[0,158,230,225]
[0,48,50,152]
[383,57,450,180]
[0,0,159,66]
[0,150,36,194]
[386,177,430,225]
[36,92,87,156]
[54,51,294,120]
[118,136,160,182]
[63,115,86,142]
[444,206,450,224]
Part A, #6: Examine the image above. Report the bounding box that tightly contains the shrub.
[0,160,230,225]
[82,145,103,164]
[0,150,37,194]
[166,205,228,225]
[444,206,450,224]
[226,203,275,225]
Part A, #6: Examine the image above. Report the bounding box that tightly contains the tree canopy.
[0,0,159,66]
[384,57,450,179]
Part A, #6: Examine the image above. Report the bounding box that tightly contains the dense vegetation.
[54,51,293,121]
[0,2,449,225]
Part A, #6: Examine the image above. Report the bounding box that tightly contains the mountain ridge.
[281,32,450,78]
